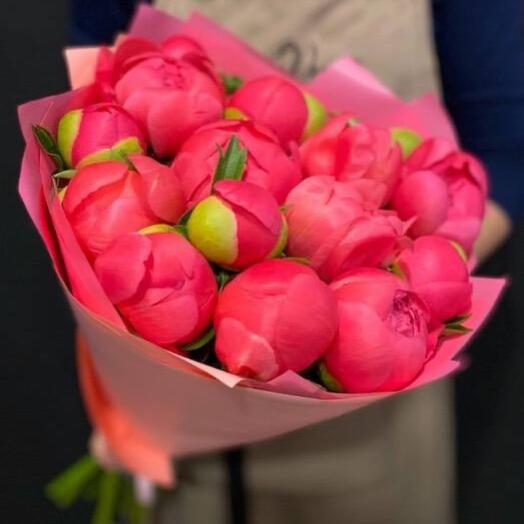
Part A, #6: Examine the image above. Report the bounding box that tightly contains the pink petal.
[130,154,186,223]
[62,161,129,214]
[123,292,200,346]
[215,317,280,381]
[275,273,338,371]
[94,233,152,304]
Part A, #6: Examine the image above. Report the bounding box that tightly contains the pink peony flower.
[95,229,217,347]
[95,36,224,157]
[187,180,287,270]
[214,259,338,381]
[322,268,429,393]
[171,120,302,207]
[300,113,403,205]
[62,155,186,259]
[108,36,217,79]
[393,137,488,253]
[391,170,451,238]
[395,235,472,323]
[226,75,327,147]
[285,176,405,281]
[57,103,146,168]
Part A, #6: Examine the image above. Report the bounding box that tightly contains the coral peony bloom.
[57,103,145,168]
[95,36,224,157]
[226,75,327,147]
[214,259,338,381]
[171,120,302,206]
[109,35,218,81]
[394,137,488,253]
[285,176,405,281]
[300,113,402,205]
[395,235,472,323]
[391,170,451,238]
[187,180,287,270]
[95,230,217,347]
[322,268,429,393]
[62,155,186,259]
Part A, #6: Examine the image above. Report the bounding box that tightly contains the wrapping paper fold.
[19,5,505,486]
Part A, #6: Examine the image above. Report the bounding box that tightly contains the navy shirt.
[71,0,148,45]
[432,0,524,220]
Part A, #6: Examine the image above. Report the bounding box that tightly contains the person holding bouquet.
[63,1,519,524]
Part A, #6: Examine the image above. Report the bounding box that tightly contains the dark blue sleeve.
[431,0,524,221]
[71,0,150,45]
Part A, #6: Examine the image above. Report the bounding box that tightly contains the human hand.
[474,200,512,264]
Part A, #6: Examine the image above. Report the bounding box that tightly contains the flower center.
[388,290,425,337]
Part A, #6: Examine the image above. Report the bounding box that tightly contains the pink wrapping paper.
[19,5,505,486]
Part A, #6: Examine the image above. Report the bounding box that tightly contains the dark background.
[1,1,523,523]
[1,0,91,522]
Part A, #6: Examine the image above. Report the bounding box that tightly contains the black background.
[1,0,91,522]
[1,1,523,523]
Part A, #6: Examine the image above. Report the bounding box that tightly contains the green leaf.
[91,471,121,524]
[222,74,244,95]
[216,270,232,290]
[212,136,247,185]
[388,261,405,279]
[441,313,472,337]
[441,324,472,337]
[447,313,471,324]
[184,326,215,351]
[173,224,188,238]
[45,454,101,509]
[32,124,65,171]
[318,363,343,393]
[177,208,193,227]
[53,169,77,180]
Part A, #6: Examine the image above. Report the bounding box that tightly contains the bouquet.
[18,5,504,522]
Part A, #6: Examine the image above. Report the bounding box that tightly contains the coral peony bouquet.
[18,5,504,522]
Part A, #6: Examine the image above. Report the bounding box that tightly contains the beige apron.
[153,2,454,523]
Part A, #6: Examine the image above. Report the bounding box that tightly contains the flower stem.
[45,454,101,509]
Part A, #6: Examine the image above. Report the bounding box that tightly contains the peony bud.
[95,36,225,157]
[226,76,327,146]
[302,92,328,140]
[171,120,302,207]
[392,170,451,238]
[214,259,338,381]
[322,268,429,393]
[95,230,217,347]
[62,155,186,259]
[285,176,405,281]
[187,180,287,270]
[395,235,472,323]
[391,127,422,158]
[161,35,211,63]
[57,103,146,168]
[300,113,403,205]
[398,137,488,253]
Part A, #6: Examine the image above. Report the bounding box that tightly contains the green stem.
[119,478,153,524]
[45,454,101,509]
[91,471,121,524]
